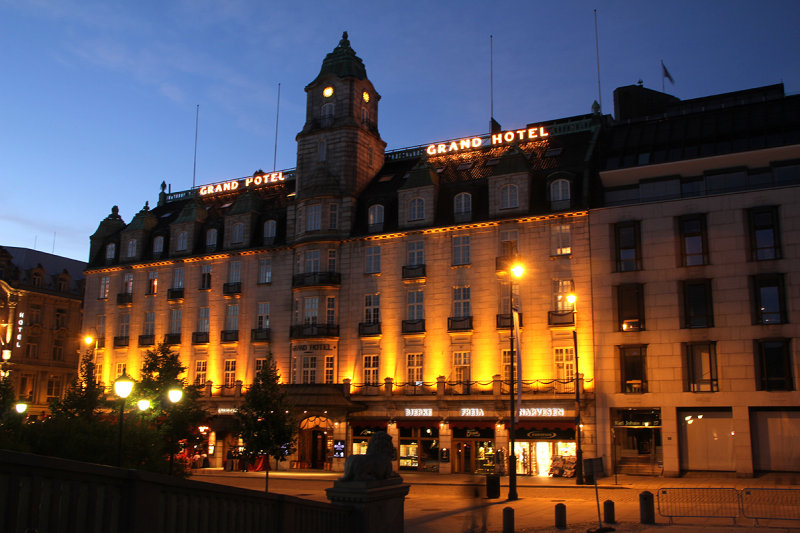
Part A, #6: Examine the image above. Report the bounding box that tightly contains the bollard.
[555,502,567,530]
[603,499,616,524]
[639,490,655,524]
[502,506,514,533]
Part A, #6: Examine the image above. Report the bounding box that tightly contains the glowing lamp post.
[506,253,524,502]
[114,373,134,467]
[137,399,151,411]
[568,293,585,485]
[167,388,183,474]
[14,402,27,414]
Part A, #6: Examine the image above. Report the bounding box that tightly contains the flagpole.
[273,82,281,172]
[192,104,200,189]
[594,9,602,110]
[490,34,494,128]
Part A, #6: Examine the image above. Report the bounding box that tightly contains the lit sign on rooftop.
[426,126,549,156]
[199,172,285,197]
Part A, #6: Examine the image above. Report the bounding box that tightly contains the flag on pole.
[512,305,523,422]
[661,60,674,84]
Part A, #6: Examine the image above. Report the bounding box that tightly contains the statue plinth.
[326,476,410,533]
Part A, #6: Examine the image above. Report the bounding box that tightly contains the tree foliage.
[49,352,106,419]
[237,354,296,491]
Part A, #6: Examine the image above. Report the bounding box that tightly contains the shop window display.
[398,426,440,472]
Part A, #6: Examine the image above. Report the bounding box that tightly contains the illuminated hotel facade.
[82,35,800,477]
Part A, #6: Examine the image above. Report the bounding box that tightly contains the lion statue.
[341,431,398,482]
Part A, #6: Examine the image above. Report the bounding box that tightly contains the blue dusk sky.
[1,1,799,262]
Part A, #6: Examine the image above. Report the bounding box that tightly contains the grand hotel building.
[82,34,800,477]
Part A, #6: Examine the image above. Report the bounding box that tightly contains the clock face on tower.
[362,91,370,103]
[323,86,334,98]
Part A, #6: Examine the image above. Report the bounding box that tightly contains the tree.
[237,354,296,492]
[137,343,207,475]
[49,352,106,419]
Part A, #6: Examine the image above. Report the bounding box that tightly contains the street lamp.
[14,402,27,414]
[568,293,585,485]
[137,399,151,411]
[114,373,134,467]
[167,387,183,474]
[506,254,524,501]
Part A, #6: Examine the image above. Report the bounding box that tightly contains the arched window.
[206,228,217,250]
[321,103,334,126]
[368,204,384,226]
[127,239,137,258]
[318,140,327,161]
[362,107,369,125]
[152,236,164,255]
[31,271,43,287]
[454,192,472,216]
[550,179,571,202]
[176,231,188,251]
[500,184,519,209]
[232,222,244,244]
[263,220,277,244]
[409,198,425,221]
[105,243,116,261]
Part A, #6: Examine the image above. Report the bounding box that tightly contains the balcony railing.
[138,334,155,346]
[113,336,129,347]
[548,310,575,327]
[447,316,473,331]
[221,330,239,343]
[164,333,181,345]
[167,288,184,300]
[292,271,341,288]
[401,319,425,334]
[290,324,340,338]
[496,313,523,329]
[358,322,382,336]
[222,282,242,295]
[251,328,271,342]
[116,293,133,305]
[401,264,426,279]
[192,332,209,344]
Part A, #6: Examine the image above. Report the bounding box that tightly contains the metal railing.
[657,487,800,525]
[741,488,800,524]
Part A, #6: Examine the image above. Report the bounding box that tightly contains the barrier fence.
[657,487,800,525]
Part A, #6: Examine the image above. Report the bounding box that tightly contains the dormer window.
[153,236,164,255]
[368,204,384,232]
[409,198,425,221]
[500,184,519,209]
[31,271,43,287]
[206,228,217,251]
[176,231,188,252]
[454,192,472,222]
[105,243,116,261]
[232,222,244,244]
[264,220,277,244]
[127,239,137,258]
[550,179,571,203]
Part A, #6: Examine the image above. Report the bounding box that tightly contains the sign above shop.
[217,407,238,415]
[199,172,285,197]
[404,408,433,417]
[426,126,549,156]
[518,407,566,417]
[460,408,485,417]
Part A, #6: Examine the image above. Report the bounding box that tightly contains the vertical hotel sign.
[15,311,24,353]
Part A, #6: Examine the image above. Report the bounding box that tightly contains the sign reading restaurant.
[426,126,549,156]
[199,171,285,196]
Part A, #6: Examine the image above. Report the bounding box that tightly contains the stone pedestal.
[326,477,410,533]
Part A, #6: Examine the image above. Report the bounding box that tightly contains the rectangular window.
[553,280,575,312]
[304,250,321,273]
[26,342,39,359]
[97,315,106,338]
[614,221,641,272]
[364,355,379,385]
[408,289,424,320]
[551,223,572,256]
[119,313,130,336]
[169,309,181,334]
[116,362,127,377]
[55,308,67,329]
[46,376,62,400]
[325,355,334,384]
[620,345,647,393]
[755,339,793,391]
[326,297,336,325]
[173,267,185,289]
[408,241,425,266]
[306,204,321,231]
[94,364,103,384]
[256,302,270,329]
[452,235,471,265]
[329,204,338,229]
[200,265,212,290]
[304,297,319,324]
[617,283,645,331]
[52,341,64,361]
[452,286,471,317]
[365,245,381,273]
[225,304,239,330]
[143,311,155,336]
[752,274,786,324]
[748,206,781,260]
[258,258,272,284]
[407,353,423,384]
[328,249,337,272]
[679,214,708,266]
[502,349,517,383]
[147,271,158,294]
[224,359,236,387]
[197,307,210,333]
[123,273,134,294]
[302,355,317,384]
[686,342,718,392]
[453,351,470,383]
[364,294,380,324]
[228,261,241,283]
[255,358,266,373]
[195,360,207,385]
[554,347,575,387]
[499,229,519,255]
[683,279,714,328]
[99,276,110,299]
